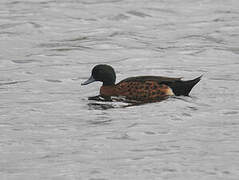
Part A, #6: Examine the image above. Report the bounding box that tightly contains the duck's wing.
[118,76,182,84]
[118,75,202,96]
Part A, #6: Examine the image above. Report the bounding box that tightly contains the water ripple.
[1,0,239,179]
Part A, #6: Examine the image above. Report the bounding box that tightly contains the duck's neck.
[100,85,116,96]
[103,81,115,86]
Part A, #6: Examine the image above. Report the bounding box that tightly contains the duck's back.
[119,76,181,84]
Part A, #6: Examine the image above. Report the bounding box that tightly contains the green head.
[81,64,116,86]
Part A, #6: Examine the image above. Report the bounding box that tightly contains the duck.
[81,64,201,102]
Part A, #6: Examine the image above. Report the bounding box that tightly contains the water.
[0,0,239,179]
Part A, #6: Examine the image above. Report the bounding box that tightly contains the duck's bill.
[81,75,95,85]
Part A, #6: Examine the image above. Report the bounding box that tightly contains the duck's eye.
[93,69,104,79]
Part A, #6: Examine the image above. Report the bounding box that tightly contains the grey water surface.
[1,0,239,179]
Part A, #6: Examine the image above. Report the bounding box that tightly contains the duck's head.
[81,64,116,86]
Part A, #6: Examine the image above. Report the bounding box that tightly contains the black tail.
[170,75,202,96]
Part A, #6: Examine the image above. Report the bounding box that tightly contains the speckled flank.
[100,81,174,101]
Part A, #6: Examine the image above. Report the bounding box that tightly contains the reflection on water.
[1,0,239,179]
[88,102,116,110]
[87,94,170,109]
